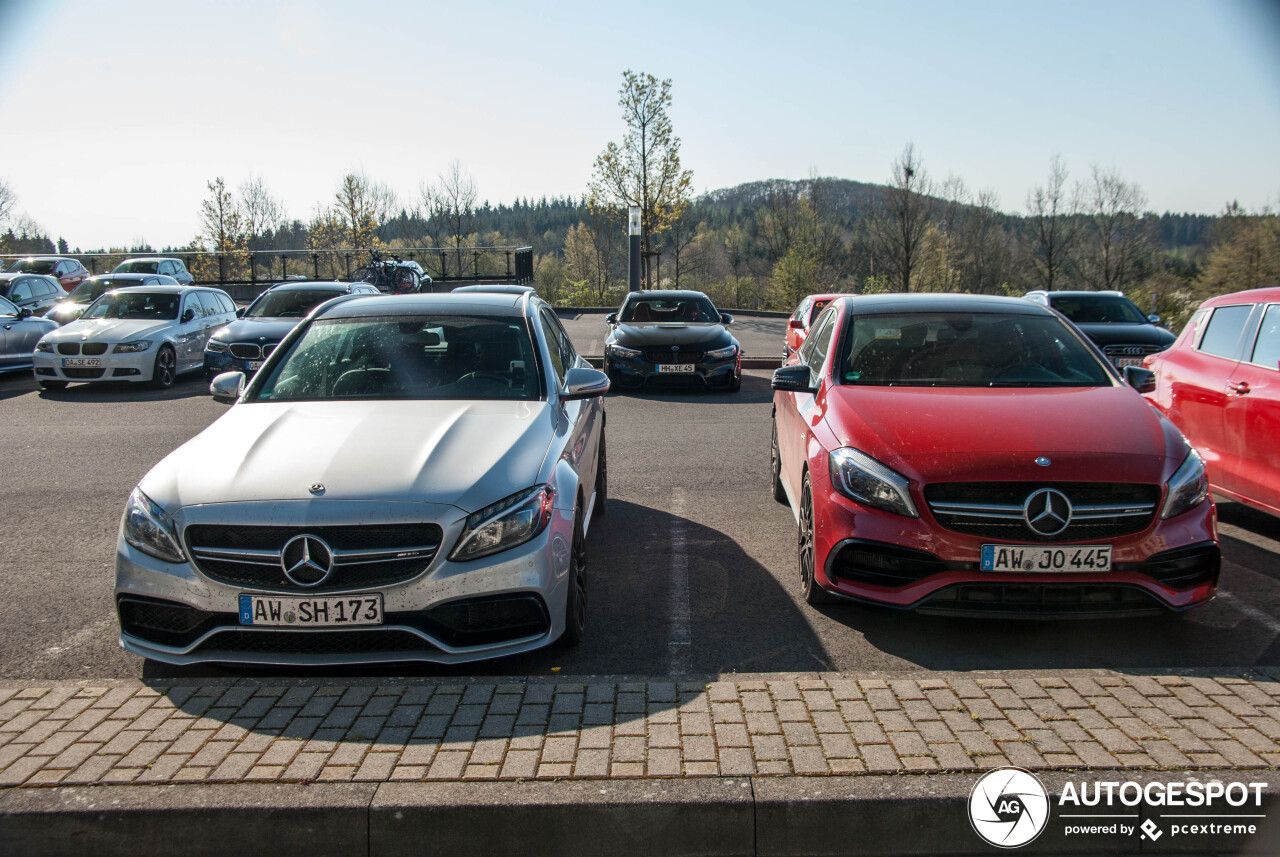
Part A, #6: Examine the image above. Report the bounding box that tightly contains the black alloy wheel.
[799,474,837,605]
[728,365,741,393]
[593,428,607,518]
[559,506,587,646]
[770,420,788,504]
[151,344,176,389]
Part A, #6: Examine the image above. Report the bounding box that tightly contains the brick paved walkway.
[3,672,1279,788]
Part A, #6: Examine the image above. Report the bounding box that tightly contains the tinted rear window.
[1198,305,1254,359]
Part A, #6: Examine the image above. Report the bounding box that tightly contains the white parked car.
[115,289,610,666]
[32,285,237,389]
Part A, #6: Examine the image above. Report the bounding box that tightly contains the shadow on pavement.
[36,375,211,403]
[608,371,773,405]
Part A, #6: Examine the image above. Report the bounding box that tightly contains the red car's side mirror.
[789,319,804,330]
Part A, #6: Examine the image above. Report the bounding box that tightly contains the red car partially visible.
[1144,287,1280,517]
[4,256,90,290]
[770,293,1218,616]
[785,293,844,359]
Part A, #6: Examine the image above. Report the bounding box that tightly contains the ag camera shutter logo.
[969,767,1050,848]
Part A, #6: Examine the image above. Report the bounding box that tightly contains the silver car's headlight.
[828,447,919,518]
[122,488,186,563]
[205,340,229,353]
[35,339,53,352]
[706,345,738,360]
[450,485,555,562]
[1162,448,1209,519]
[113,340,154,354]
[609,344,641,359]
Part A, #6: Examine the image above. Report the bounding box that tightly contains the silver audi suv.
[115,288,609,666]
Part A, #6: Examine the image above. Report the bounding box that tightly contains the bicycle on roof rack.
[354,249,433,294]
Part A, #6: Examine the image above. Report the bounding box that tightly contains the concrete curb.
[5,775,1280,856]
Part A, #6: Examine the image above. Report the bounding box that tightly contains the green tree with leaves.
[587,70,693,288]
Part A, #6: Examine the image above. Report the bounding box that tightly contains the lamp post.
[628,206,642,292]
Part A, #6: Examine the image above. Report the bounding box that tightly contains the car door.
[540,307,601,513]
[778,307,837,502]
[175,292,207,370]
[1168,303,1255,491]
[0,298,15,367]
[1223,302,1280,512]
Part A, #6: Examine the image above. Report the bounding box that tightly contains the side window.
[181,294,202,320]
[219,293,236,314]
[792,298,810,325]
[1249,305,1280,370]
[550,311,579,369]
[797,308,832,367]
[804,308,838,384]
[539,310,566,386]
[1197,305,1254,359]
[197,292,223,317]
[11,280,32,302]
[54,262,68,276]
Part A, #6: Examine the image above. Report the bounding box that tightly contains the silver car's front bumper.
[115,499,576,666]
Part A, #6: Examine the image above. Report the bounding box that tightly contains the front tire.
[799,474,837,605]
[593,428,607,518]
[559,507,587,647]
[151,345,176,389]
[771,421,787,504]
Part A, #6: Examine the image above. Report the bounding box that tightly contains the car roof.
[1030,290,1128,299]
[118,256,183,263]
[1201,286,1280,306]
[625,290,712,300]
[90,273,158,281]
[841,293,1054,316]
[102,284,200,295]
[450,284,535,295]
[264,280,350,292]
[0,272,57,281]
[9,255,77,262]
[318,292,531,319]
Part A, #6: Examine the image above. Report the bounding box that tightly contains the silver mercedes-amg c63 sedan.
[114,287,609,666]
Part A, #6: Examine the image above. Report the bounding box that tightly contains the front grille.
[646,349,705,364]
[82,342,107,356]
[263,344,277,357]
[1104,344,1164,359]
[57,343,80,355]
[63,368,105,379]
[196,629,436,656]
[918,583,1163,615]
[229,343,262,359]
[925,482,1160,542]
[184,523,444,592]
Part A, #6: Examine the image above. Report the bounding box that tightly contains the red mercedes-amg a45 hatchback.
[770,293,1218,616]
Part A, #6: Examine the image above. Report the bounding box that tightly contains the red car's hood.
[823,385,1188,485]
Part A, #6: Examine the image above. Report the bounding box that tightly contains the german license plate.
[238,594,383,627]
[657,364,695,373]
[981,544,1112,572]
[1114,357,1144,368]
[247,360,263,370]
[62,358,101,367]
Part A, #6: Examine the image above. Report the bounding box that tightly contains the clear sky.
[1,0,1278,249]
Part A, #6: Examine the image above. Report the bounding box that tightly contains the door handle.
[1229,381,1251,395]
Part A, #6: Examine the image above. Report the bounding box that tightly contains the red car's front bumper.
[811,477,1219,616]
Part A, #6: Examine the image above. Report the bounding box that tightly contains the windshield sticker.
[875,328,902,339]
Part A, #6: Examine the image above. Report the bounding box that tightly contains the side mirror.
[788,318,804,330]
[719,313,734,325]
[17,307,31,319]
[210,371,246,403]
[1123,365,1156,395]
[561,367,610,400]
[772,364,816,393]
[1148,314,1161,324]
[605,313,618,325]
[182,308,196,323]
[236,307,246,318]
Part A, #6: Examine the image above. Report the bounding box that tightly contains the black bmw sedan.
[603,290,741,391]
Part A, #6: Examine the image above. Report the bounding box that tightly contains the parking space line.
[1218,522,1280,557]
[1216,591,1280,634]
[669,488,692,675]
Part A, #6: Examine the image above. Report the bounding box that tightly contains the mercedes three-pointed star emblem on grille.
[1023,488,1072,537]
[280,535,334,586]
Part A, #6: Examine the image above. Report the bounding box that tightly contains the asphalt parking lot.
[2,363,1280,683]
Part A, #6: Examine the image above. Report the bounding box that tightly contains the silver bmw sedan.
[115,288,609,666]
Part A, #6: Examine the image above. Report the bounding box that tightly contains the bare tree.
[866,144,934,292]
[1078,165,1151,292]
[239,175,286,253]
[1023,154,1077,291]
[420,160,478,249]
[0,178,15,229]
[198,177,244,252]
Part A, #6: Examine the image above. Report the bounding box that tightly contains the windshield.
[1049,295,1148,325]
[113,260,160,274]
[68,279,114,303]
[81,291,180,321]
[839,312,1113,388]
[247,288,342,318]
[621,296,719,323]
[250,315,541,402]
[6,259,57,275]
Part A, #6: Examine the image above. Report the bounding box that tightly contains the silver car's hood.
[48,317,174,342]
[140,399,557,513]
